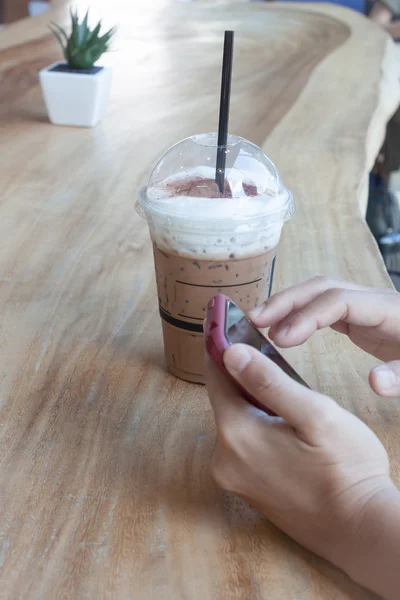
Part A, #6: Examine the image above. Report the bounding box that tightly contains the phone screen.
[225,301,309,387]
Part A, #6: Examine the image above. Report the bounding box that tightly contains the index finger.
[272,287,400,348]
[249,277,374,328]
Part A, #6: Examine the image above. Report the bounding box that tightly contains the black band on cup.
[268,254,276,298]
[159,306,204,333]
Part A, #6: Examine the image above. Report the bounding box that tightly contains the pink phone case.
[205,294,276,415]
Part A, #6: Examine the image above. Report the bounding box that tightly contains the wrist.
[344,484,400,600]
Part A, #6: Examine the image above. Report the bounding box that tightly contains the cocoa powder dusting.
[164,177,258,198]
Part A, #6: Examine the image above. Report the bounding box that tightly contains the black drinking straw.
[215,30,234,193]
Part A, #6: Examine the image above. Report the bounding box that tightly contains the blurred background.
[0,0,49,24]
[0,0,399,282]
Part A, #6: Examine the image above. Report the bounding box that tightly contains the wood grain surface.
[0,1,399,598]
[1,0,29,24]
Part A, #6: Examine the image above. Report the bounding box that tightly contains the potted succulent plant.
[40,10,115,127]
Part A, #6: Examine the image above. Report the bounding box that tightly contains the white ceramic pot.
[39,61,112,128]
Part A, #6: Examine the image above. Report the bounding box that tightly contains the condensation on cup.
[137,132,295,384]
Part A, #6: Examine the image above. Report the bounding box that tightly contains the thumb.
[224,344,339,442]
[370,361,400,397]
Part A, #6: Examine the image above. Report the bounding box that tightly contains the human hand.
[249,277,400,397]
[205,344,399,597]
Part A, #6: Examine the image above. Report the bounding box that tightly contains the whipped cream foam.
[139,168,293,260]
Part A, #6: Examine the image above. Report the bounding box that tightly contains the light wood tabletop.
[0,0,29,24]
[0,0,400,598]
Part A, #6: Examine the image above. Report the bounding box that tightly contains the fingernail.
[374,365,397,390]
[224,345,251,373]
[249,305,264,319]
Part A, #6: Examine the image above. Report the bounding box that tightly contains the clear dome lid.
[137,133,294,224]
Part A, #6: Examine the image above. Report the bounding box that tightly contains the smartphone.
[205,294,310,414]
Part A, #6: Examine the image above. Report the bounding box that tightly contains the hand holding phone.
[205,294,310,414]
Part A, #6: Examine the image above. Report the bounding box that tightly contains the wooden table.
[0,0,29,24]
[0,1,399,598]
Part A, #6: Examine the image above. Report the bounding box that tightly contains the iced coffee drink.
[137,133,294,383]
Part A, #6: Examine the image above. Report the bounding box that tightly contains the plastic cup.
[137,132,294,384]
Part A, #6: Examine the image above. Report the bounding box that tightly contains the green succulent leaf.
[82,10,89,33]
[50,21,68,43]
[50,10,116,70]
[49,22,69,60]
[86,21,102,44]
[76,17,87,46]
[70,9,78,28]
[98,28,115,46]
[49,26,65,51]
